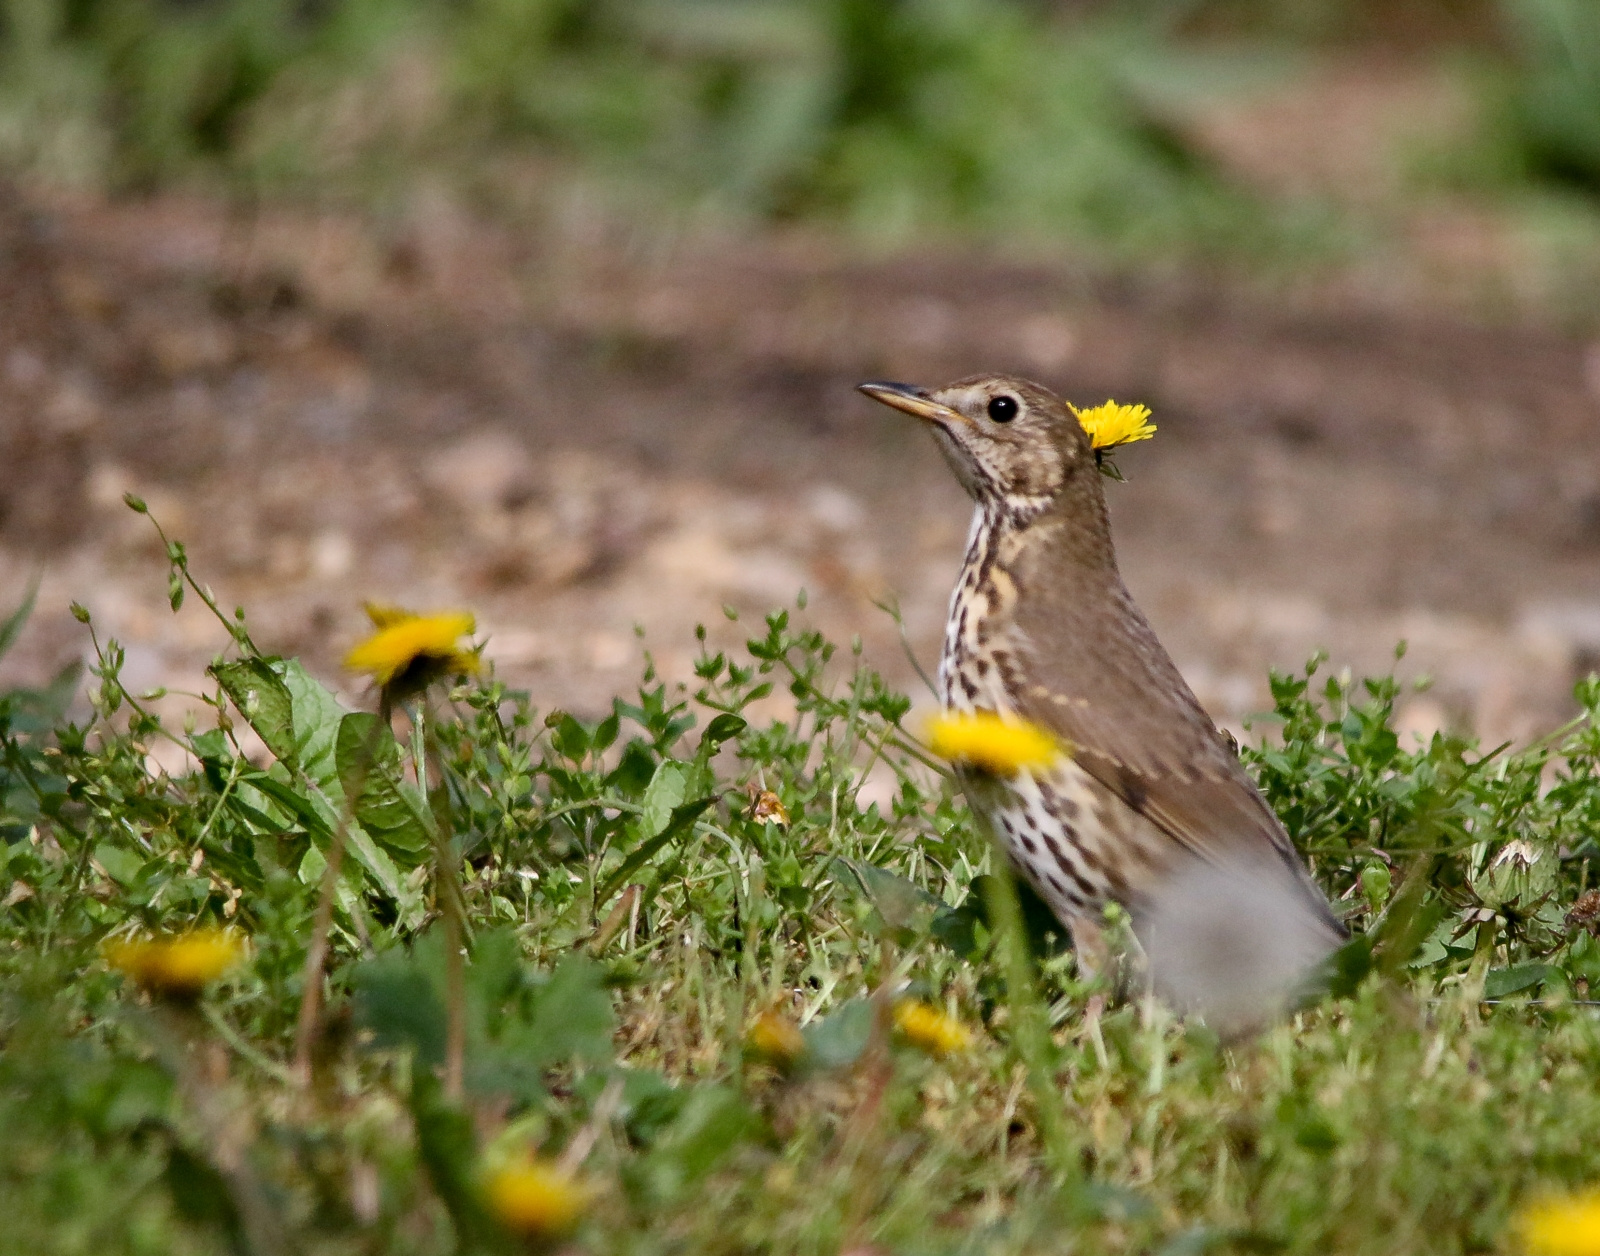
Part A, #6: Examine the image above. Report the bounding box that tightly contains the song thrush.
[860,374,1343,1022]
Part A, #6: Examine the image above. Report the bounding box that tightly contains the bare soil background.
[5,58,1600,761]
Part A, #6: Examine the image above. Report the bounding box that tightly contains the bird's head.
[857,374,1095,509]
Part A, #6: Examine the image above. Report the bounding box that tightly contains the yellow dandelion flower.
[747,1009,806,1066]
[1518,1190,1600,1256]
[106,929,243,1000]
[894,999,973,1056]
[482,1159,590,1239]
[1068,400,1156,451]
[924,711,1065,776]
[343,604,479,691]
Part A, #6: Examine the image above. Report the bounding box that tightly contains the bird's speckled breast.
[939,505,1125,922]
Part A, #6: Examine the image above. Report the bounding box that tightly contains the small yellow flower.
[894,999,973,1056]
[1068,400,1156,451]
[746,787,791,829]
[747,1009,806,1066]
[925,711,1065,776]
[482,1158,590,1239]
[106,929,243,1000]
[344,604,479,692]
[1518,1190,1600,1256]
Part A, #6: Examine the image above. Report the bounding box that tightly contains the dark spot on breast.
[1053,848,1094,898]
[1040,780,1080,820]
[975,656,990,677]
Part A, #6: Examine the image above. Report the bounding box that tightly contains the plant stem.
[417,701,469,1103]
[1462,916,1499,1010]
[980,862,1076,1180]
[291,717,380,1086]
[291,817,349,1087]
[1373,851,1440,979]
[442,893,467,1102]
[142,1005,284,1256]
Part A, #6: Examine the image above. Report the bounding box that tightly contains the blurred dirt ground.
[5,57,1600,759]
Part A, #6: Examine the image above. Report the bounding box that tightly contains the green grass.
[3,505,1600,1255]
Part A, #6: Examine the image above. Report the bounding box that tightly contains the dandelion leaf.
[353,944,448,1069]
[92,842,146,889]
[215,659,411,902]
[336,712,432,864]
[522,954,616,1068]
[469,942,614,1100]
[1484,963,1556,999]
[834,856,942,941]
[163,1144,242,1239]
[628,1086,756,1206]
[280,659,347,785]
[211,659,296,767]
[638,761,688,839]
[801,996,874,1070]
[409,1073,493,1247]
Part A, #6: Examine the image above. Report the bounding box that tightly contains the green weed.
[2,507,1600,1253]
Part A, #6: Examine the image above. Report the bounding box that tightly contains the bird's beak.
[857,380,961,425]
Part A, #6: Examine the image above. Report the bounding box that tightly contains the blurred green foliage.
[6,0,1600,251]
[1171,0,1495,43]
[1498,0,1600,192]
[0,0,1280,251]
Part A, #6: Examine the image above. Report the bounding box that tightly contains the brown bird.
[860,374,1343,1023]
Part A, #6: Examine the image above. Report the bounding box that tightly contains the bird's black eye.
[987,395,1019,422]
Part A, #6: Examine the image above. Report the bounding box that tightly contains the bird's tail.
[1138,853,1345,1035]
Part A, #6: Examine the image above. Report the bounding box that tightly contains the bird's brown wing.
[1008,571,1335,917]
